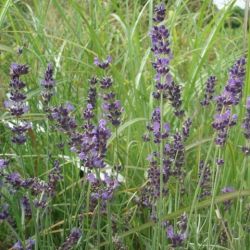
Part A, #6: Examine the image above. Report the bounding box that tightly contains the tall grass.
[0,0,250,249]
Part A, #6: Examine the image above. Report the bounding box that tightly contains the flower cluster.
[0,158,9,172]
[150,4,184,117]
[87,172,119,211]
[221,186,235,210]
[200,76,217,106]
[40,63,56,105]
[102,94,123,126]
[94,55,112,69]
[212,109,237,145]
[71,119,111,170]
[0,203,10,222]
[139,122,188,211]
[4,63,30,144]
[58,228,82,250]
[212,57,246,146]
[3,160,62,208]
[198,160,211,199]
[12,238,35,250]
[49,103,77,134]
[94,56,123,127]
[215,57,246,110]
[145,107,170,143]
[21,195,32,218]
[87,76,98,108]
[164,213,188,247]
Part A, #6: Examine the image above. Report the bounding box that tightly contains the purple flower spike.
[100,77,113,89]
[212,109,237,146]
[153,3,166,23]
[94,55,112,69]
[164,213,188,247]
[21,196,32,218]
[182,118,192,139]
[0,203,10,221]
[12,238,35,250]
[41,63,56,104]
[10,63,29,76]
[5,62,30,144]
[215,56,246,111]
[59,228,82,250]
[0,158,9,170]
[49,103,77,134]
[200,76,217,106]
[221,186,235,210]
[47,160,62,196]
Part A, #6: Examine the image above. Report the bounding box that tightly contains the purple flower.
[216,158,224,166]
[215,56,246,111]
[5,63,30,144]
[49,103,77,134]
[200,76,217,106]
[0,203,9,221]
[198,160,211,199]
[212,109,237,146]
[41,63,56,104]
[12,238,35,250]
[87,86,97,108]
[165,213,188,247]
[150,25,171,55]
[221,186,235,210]
[100,77,113,89]
[83,103,94,120]
[153,3,166,23]
[21,196,32,218]
[10,63,29,76]
[102,95,123,126]
[87,172,119,211]
[5,172,24,188]
[150,3,184,116]
[0,158,9,171]
[41,63,55,89]
[59,228,82,250]
[182,118,192,139]
[94,55,112,69]
[47,160,62,196]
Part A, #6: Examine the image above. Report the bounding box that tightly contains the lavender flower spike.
[59,228,82,250]
[41,63,56,104]
[153,3,166,23]
[150,3,184,116]
[164,213,188,247]
[94,55,112,69]
[5,63,30,144]
[12,238,35,250]
[200,76,217,106]
[215,56,246,111]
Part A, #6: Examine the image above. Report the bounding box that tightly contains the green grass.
[0,0,250,249]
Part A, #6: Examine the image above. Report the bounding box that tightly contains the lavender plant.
[4,63,30,144]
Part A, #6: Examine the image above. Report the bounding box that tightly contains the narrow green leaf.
[0,0,11,28]
[107,118,147,146]
[98,189,250,247]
